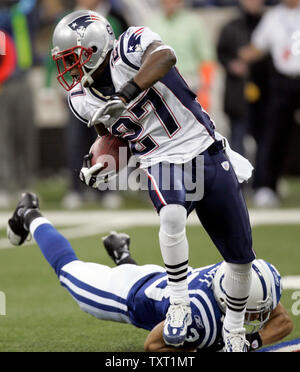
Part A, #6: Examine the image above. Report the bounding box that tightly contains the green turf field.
[0,223,299,352]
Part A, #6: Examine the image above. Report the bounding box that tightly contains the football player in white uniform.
[51,10,256,351]
[7,192,293,352]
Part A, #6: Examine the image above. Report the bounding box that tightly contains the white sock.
[223,262,252,331]
[159,205,189,305]
[29,217,53,236]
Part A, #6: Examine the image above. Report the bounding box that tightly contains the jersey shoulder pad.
[119,26,162,69]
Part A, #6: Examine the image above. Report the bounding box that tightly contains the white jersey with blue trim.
[68,26,216,168]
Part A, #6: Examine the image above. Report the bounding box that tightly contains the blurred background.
[0,0,300,211]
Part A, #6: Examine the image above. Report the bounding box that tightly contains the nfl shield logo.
[221,161,230,171]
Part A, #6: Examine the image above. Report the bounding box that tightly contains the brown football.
[89,133,131,174]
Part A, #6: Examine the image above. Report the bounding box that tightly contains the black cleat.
[7,192,39,246]
[102,231,131,265]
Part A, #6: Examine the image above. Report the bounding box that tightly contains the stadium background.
[0,0,299,352]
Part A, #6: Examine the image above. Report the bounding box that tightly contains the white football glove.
[79,154,117,189]
[88,97,126,129]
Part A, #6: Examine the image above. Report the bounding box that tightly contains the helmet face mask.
[244,297,273,334]
[244,308,271,334]
[51,10,115,91]
[53,46,93,91]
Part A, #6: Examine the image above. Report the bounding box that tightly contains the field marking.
[282,276,300,290]
[0,209,300,290]
[0,208,300,250]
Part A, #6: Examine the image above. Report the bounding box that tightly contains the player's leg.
[159,204,192,346]
[145,163,191,346]
[195,147,255,352]
[7,193,161,324]
[7,192,79,274]
[7,192,126,321]
[159,205,189,304]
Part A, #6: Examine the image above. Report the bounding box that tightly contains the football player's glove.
[102,231,131,265]
[88,97,126,129]
[79,153,116,189]
[245,332,263,352]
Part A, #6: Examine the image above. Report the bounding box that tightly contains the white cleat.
[223,327,250,352]
[163,303,192,347]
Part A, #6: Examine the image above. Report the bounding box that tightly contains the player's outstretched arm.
[259,303,293,346]
[247,302,293,351]
[144,321,196,352]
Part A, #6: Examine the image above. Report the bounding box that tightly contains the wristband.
[115,78,142,103]
[246,332,263,351]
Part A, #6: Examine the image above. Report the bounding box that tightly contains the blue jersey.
[127,263,224,349]
[58,258,282,351]
[126,260,282,350]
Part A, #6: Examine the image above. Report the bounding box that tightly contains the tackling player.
[7,192,293,352]
[51,10,255,351]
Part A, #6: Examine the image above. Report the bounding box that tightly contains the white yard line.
[1,208,300,228]
[282,276,300,290]
[0,208,300,250]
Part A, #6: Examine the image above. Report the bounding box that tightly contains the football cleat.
[102,231,131,265]
[223,327,250,352]
[163,303,192,347]
[7,192,39,246]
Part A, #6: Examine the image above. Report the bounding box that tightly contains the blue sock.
[30,218,78,276]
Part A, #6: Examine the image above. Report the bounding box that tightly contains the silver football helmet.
[212,260,273,333]
[51,10,115,91]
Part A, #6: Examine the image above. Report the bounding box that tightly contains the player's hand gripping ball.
[79,133,131,188]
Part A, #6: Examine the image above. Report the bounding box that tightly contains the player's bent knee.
[159,204,187,236]
[159,228,186,248]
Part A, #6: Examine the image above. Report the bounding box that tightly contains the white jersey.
[69,26,215,168]
[252,4,300,76]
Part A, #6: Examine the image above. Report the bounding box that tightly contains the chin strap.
[79,35,111,88]
[81,71,94,87]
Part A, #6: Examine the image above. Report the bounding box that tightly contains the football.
[89,133,131,175]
